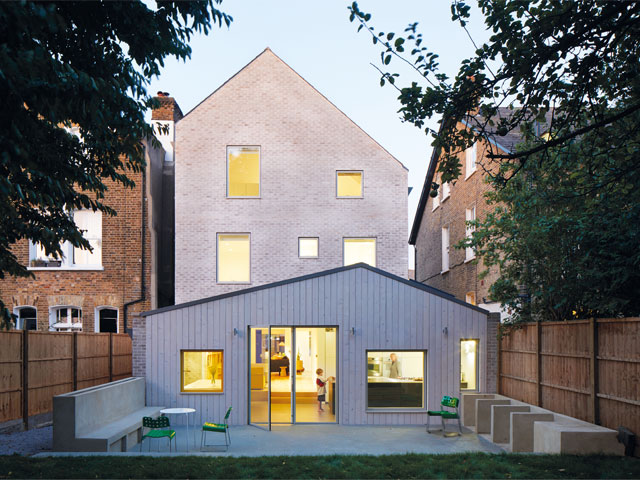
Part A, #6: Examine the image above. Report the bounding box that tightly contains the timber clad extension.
[143,264,498,426]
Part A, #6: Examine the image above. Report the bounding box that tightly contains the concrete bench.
[491,405,530,444]
[53,377,164,452]
[461,393,511,427]
[534,419,625,455]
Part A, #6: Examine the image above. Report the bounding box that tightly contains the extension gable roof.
[141,263,489,317]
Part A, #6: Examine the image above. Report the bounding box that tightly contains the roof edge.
[141,263,489,317]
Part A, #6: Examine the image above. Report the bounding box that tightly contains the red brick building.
[410,110,541,316]
[0,99,179,334]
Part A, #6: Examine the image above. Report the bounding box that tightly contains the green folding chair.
[201,406,232,451]
[140,416,176,451]
[426,395,462,436]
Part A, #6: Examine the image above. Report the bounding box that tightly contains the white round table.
[161,408,196,451]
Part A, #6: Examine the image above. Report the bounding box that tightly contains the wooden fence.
[0,331,132,428]
[498,317,639,452]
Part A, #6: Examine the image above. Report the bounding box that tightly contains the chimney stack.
[151,92,183,163]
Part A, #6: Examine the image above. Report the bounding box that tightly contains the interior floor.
[250,401,336,424]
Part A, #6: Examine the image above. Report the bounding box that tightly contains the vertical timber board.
[536,320,542,407]
[22,329,28,430]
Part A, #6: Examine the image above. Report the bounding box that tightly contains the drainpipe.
[124,166,146,338]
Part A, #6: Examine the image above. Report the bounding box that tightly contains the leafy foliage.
[464,114,640,322]
[0,1,231,327]
[349,1,640,191]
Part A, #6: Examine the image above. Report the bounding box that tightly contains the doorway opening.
[249,326,337,428]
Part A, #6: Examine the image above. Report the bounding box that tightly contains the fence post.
[72,332,78,391]
[536,320,542,407]
[589,318,600,425]
[496,327,502,395]
[109,332,113,383]
[22,329,29,430]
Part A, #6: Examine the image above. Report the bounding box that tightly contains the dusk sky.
[148,1,489,268]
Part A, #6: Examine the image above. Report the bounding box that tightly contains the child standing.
[316,368,334,412]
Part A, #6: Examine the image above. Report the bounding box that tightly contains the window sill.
[464,256,476,264]
[366,408,427,413]
[432,204,439,212]
[216,281,251,285]
[28,266,104,271]
[336,196,364,199]
[226,196,261,199]
[180,391,225,395]
[465,169,477,181]
[441,269,449,275]
[442,194,450,202]
[299,256,319,259]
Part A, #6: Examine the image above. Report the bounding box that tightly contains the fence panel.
[0,331,132,427]
[499,317,640,455]
[0,332,23,423]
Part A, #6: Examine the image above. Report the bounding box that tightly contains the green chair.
[426,396,462,436]
[201,406,232,451]
[140,416,176,452]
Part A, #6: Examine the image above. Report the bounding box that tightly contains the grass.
[0,453,639,479]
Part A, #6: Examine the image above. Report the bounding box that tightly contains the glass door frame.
[248,325,339,429]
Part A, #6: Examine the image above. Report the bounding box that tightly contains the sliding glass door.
[249,326,337,428]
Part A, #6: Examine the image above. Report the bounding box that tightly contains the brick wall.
[485,312,500,393]
[174,49,408,303]
[0,149,161,344]
[413,128,501,305]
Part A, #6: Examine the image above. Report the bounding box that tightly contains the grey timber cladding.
[145,265,489,426]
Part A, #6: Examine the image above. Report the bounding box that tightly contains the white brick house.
[173,48,408,303]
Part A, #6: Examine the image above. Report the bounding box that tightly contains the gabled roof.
[141,263,489,317]
[179,47,407,171]
[409,108,554,245]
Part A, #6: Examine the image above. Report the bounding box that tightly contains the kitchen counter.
[367,376,424,408]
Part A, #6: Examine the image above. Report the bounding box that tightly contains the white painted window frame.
[49,305,83,332]
[465,205,476,262]
[441,226,450,273]
[13,306,37,330]
[94,306,119,333]
[465,143,477,179]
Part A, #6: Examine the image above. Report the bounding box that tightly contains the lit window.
[96,307,118,333]
[343,238,376,267]
[299,237,319,258]
[367,351,425,409]
[181,350,224,393]
[13,307,37,330]
[465,206,476,261]
[50,306,82,332]
[465,292,476,305]
[441,227,449,272]
[460,340,478,390]
[227,146,260,197]
[337,171,363,197]
[465,143,477,178]
[29,210,102,268]
[217,234,250,283]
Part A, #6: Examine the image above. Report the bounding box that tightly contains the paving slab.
[34,424,504,457]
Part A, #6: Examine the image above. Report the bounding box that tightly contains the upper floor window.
[298,237,319,258]
[343,238,376,267]
[337,171,363,198]
[29,210,102,268]
[432,174,440,211]
[14,306,37,330]
[217,234,250,283]
[465,206,476,261]
[227,146,260,197]
[465,143,477,179]
[441,226,450,273]
[465,291,476,305]
[442,180,451,200]
[50,306,82,332]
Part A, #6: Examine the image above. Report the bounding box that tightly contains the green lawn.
[0,453,639,479]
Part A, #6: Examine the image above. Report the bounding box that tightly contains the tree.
[465,115,640,322]
[0,1,231,326]
[349,1,640,191]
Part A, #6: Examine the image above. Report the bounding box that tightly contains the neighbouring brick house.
[0,134,171,336]
[409,109,550,317]
[172,48,408,304]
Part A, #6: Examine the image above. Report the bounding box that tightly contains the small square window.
[337,171,363,197]
[227,146,260,197]
[299,237,319,258]
[217,234,250,283]
[181,350,224,393]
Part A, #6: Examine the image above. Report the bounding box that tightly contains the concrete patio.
[35,424,504,457]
